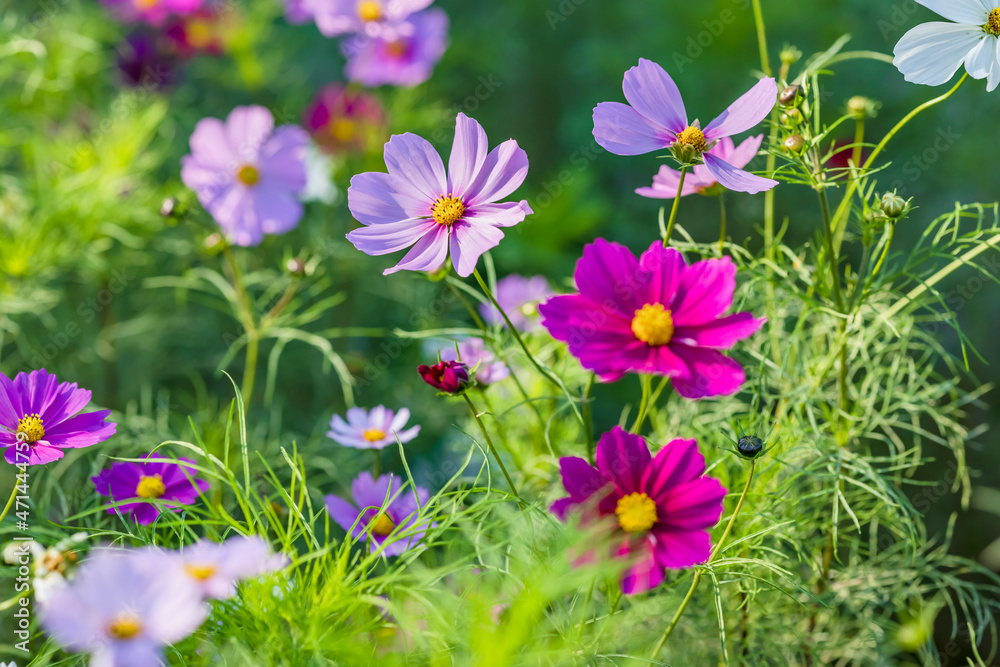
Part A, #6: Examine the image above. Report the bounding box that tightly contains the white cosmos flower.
[893,0,1000,91]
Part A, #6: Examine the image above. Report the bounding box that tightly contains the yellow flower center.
[186,19,214,49]
[134,0,159,9]
[358,0,382,21]
[631,303,675,346]
[615,492,658,533]
[330,118,357,142]
[369,512,395,536]
[107,612,143,640]
[185,563,218,581]
[362,428,386,443]
[16,413,44,443]
[430,195,465,226]
[675,126,707,153]
[986,8,1000,37]
[237,164,260,186]
[136,474,166,499]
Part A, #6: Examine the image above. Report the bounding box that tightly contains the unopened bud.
[737,435,764,459]
[780,46,802,66]
[286,257,307,276]
[781,109,803,126]
[204,232,226,254]
[779,85,802,107]
[783,135,805,153]
[847,96,872,120]
[160,197,178,218]
[881,192,907,218]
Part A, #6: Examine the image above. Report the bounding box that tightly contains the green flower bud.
[779,85,802,107]
[286,257,307,277]
[881,192,907,218]
[781,108,803,126]
[783,135,805,153]
[780,46,802,66]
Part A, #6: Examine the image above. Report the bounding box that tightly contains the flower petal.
[659,477,728,531]
[448,113,490,198]
[464,201,532,227]
[465,139,530,206]
[893,22,984,86]
[347,218,436,256]
[225,105,274,163]
[673,312,766,349]
[383,132,447,202]
[670,256,737,326]
[619,537,665,594]
[702,153,778,195]
[641,438,707,503]
[573,239,644,316]
[592,102,670,156]
[916,0,987,23]
[595,427,651,494]
[965,33,997,80]
[652,527,712,569]
[557,456,608,505]
[703,77,777,141]
[348,172,411,226]
[449,220,505,277]
[621,59,688,135]
[384,222,450,274]
[669,346,747,399]
[637,242,686,307]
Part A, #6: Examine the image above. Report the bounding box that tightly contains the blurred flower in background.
[165,7,232,57]
[115,31,177,88]
[342,9,449,88]
[440,338,509,386]
[92,455,209,525]
[100,0,205,26]
[304,84,387,154]
[325,472,431,555]
[326,406,421,450]
[157,536,288,599]
[636,136,765,200]
[311,0,434,38]
[479,275,554,331]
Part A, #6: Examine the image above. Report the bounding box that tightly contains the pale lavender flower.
[326,406,420,450]
[440,338,509,386]
[312,0,433,37]
[164,536,287,600]
[342,9,448,88]
[479,275,554,331]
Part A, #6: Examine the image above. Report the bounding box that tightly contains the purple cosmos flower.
[538,239,765,398]
[593,59,778,195]
[327,406,420,450]
[180,105,310,247]
[418,360,471,394]
[116,32,176,89]
[636,135,765,200]
[161,536,287,599]
[281,0,313,24]
[303,84,387,154]
[346,112,531,277]
[552,427,726,595]
[100,0,204,25]
[312,0,433,37]
[0,369,117,466]
[342,9,449,88]
[440,338,509,386]
[325,472,431,556]
[92,455,209,525]
[40,548,207,666]
[479,274,555,331]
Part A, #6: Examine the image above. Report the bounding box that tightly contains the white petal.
[916,0,986,23]
[981,0,1000,12]
[965,35,996,79]
[987,38,1000,91]
[894,22,984,86]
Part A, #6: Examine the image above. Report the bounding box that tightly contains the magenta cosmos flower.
[593,59,778,195]
[304,84,387,154]
[418,360,471,394]
[312,0,433,37]
[158,536,287,599]
[0,369,116,466]
[552,427,726,594]
[538,240,765,398]
[346,112,531,277]
[40,548,207,666]
[101,0,204,25]
[479,274,555,331]
[326,472,431,556]
[327,406,420,450]
[93,455,209,525]
[637,135,765,199]
[181,105,309,247]
[440,338,509,386]
[342,9,449,88]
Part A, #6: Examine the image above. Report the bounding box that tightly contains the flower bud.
[881,192,907,218]
[781,108,803,127]
[737,435,764,459]
[779,85,802,107]
[847,96,870,119]
[780,46,802,66]
[203,232,226,254]
[160,197,178,218]
[418,360,471,395]
[783,135,805,153]
[286,257,307,277]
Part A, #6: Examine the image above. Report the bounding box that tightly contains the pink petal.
[641,438,706,502]
[702,153,778,195]
[652,527,713,569]
[669,345,747,399]
[595,427,651,494]
[249,184,303,235]
[464,201,532,228]
[659,477,728,531]
[348,172,411,225]
[465,140,529,206]
[670,256,737,326]
[674,312,766,349]
[384,223,450,274]
[384,133,447,202]
[573,239,644,316]
[187,117,237,169]
[557,456,608,504]
[725,134,765,170]
[703,77,777,141]
[347,218,436,255]
[637,242,686,307]
[225,106,275,163]
[619,536,666,594]
[447,113,489,198]
[449,221,505,277]
[621,58,688,135]
[259,126,309,193]
[592,102,669,156]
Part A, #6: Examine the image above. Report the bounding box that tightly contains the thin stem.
[242,334,259,407]
[750,0,772,77]
[224,247,259,405]
[662,167,687,247]
[631,375,653,434]
[650,459,756,659]
[817,188,845,312]
[373,449,381,478]
[867,224,896,286]
[851,117,865,169]
[0,483,19,524]
[582,374,596,465]
[718,194,728,255]
[462,393,520,503]
[446,280,488,331]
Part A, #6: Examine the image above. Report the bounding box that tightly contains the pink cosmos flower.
[100,0,204,25]
[325,472,431,556]
[40,549,207,666]
[538,239,765,398]
[553,427,726,595]
[346,112,532,277]
[312,0,434,37]
[160,536,287,599]
[92,455,209,525]
[0,369,117,466]
[440,338,509,386]
[342,9,449,88]
[180,105,309,247]
[417,360,470,394]
[636,136,765,199]
[281,0,313,24]
[593,59,778,195]
[326,406,420,450]
[303,84,387,154]
[479,274,554,331]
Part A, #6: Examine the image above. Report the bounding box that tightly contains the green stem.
[0,483,18,524]
[718,194,728,255]
[867,224,896,286]
[631,375,653,434]
[650,459,756,659]
[446,280,488,331]
[463,393,520,503]
[851,117,865,169]
[373,449,381,478]
[224,247,259,406]
[242,334,258,407]
[817,188,845,312]
[750,0,772,77]
[582,374,596,465]
[662,167,687,247]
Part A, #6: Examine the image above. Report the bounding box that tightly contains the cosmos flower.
[40,549,207,666]
[479,274,554,331]
[281,0,313,24]
[538,239,765,398]
[100,0,204,25]
[342,9,449,88]
[303,84,387,154]
[312,0,434,38]
[115,32,177,89]
[159,536,287,599]
[180,105,310,247]
[346,112,531,277]
[92,455,209,525]
[164,8,230,57]
[326,406,420,450]
[893,1,1000,92]
[325,472,431,556]
[417,360,471,394]
[551,427,727,595]
[593,58,778,195]
[0,369,117,466]
[636,136,765,199]
[440,338,509,386]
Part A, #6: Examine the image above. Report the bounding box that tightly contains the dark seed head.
[779,85,802,107]
[737,436,764,459]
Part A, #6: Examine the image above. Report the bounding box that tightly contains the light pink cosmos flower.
[636,136,765,199]
[342,9,449,88]
[181,106,310,247]
[160,536,287,600]
[326,406,420,450]
[346,113,532,277]
[593,59,778,195]
[311,0,433,38]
